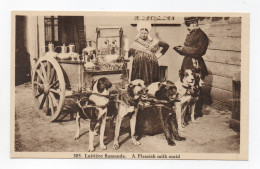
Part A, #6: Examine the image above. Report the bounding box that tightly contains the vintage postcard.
[11,11,249,160]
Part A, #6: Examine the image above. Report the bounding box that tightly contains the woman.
[128,21,169,85]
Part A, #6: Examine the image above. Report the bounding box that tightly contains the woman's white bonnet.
[137,21,152,32]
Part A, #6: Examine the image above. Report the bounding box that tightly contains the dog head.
[127,79,146,100]
[194,73,205,88]
[179,69,195,86]
[92,77,112,94]
[155,80,179,102]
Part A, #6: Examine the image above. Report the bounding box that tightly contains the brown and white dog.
[146,80,186,146]
[74,77,112,152]
[113,79,146,150]
[174,69,195,131]
[188,73,204,124]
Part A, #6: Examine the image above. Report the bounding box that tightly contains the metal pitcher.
[60,44,68,53]
[54,44,68,53]
[47,42,55,52]
[44,42,57,58]
[68,44,75,53]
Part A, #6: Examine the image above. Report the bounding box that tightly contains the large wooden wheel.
[32,56,66,122]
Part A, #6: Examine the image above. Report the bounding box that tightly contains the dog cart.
[31,26,128,122]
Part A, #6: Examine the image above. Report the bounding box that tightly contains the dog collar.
[182,84,191,89]
[121,92,139,106]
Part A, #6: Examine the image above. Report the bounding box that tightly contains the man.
[173,17,209,117]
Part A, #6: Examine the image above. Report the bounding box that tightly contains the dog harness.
[175,80,193,100]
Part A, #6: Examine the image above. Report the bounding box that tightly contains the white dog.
[174,69,195,131]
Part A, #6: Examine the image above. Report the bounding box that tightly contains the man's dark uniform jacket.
[176,28,209,77]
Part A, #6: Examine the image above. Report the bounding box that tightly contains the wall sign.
[131,16,183,26]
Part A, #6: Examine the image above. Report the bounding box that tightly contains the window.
[44,16,59,46]
[44,16,86,53]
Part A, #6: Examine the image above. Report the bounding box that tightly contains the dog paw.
[113,143,120,150]
[74,134,80,140]
[100,144,107,150]
[88,147,95,152]
[94,131,98,136]
[182,122,188,127]
[132,140,141,146]
[176,136,186,141]
[179,127,185,132]
[167,139,176,146]
[191,120,198,124]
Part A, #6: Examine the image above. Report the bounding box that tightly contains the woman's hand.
[155,52,163,59]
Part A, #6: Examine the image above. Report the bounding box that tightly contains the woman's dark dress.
[128,38,169,85]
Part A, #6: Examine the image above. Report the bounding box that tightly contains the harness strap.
[76,99,92,119]
[91,93,110,98]
[76,96,108,119]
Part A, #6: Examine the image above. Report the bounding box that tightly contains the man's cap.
[184,17,199,24]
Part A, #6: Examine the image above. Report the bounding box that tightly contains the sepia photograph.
[10,11,249,160]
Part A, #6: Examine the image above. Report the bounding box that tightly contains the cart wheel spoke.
[46,61,51,81]
[45,95,49,114]
[48,95,55,115]
[50,88,60,95]
[36,69,45,82]
[36,75,43,85]
[49,92,59,107]
[40,62,47,80]
[49,69,56,84]
[33,82,43,86]
[34,76,44,94]
[35,92,44,98]
[50,80,59,88]
[39,94,47,109]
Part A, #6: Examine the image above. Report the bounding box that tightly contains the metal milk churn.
[82,41,96,62]
[43,42,58,58]
[60,44,68,53]
[67,44,79,61]
[68,44,76,53]
[48,42,55,52]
